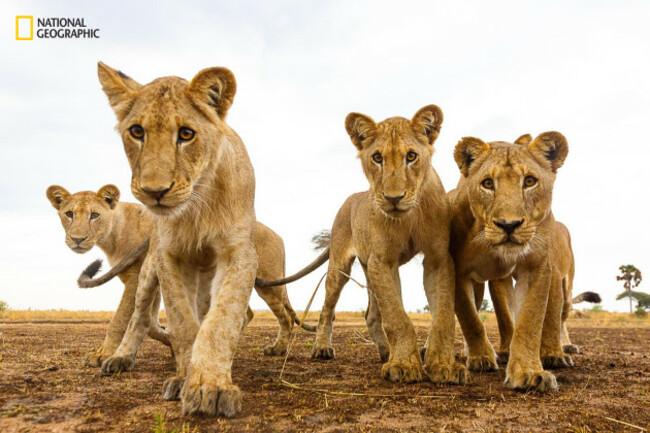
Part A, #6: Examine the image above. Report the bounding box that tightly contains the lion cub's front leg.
[101,253,159,374]
[505,263,558,392]
[421,252,468,385]
[180,241,257,418]
[83,271,139,367]
[367,258,422,383]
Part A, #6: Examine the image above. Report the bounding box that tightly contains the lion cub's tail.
[77,238,150,288]
[254,231,331,288]
[572,291,602,304]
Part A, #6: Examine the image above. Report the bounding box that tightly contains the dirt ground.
[1,314,649,432]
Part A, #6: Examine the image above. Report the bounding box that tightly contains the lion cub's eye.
[129,125,145,140]
[481,178,494,190]
[406,152,418,163]
[90,212,100,220]
[524,176,538,188]
[65,211,74,219]
[178,127,195,142]
[372,152,383,164]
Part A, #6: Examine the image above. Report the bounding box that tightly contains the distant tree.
[0,300,8,312]
[423,304,430,313]
[616,290,650,311]
[616,265,643,314]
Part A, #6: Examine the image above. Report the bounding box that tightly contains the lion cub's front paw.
[263,344,287,357]
[505,368,558,392]
[162,376,185,401]
[311,344,336,360]
[424,362,469,385]
[100,355,135,375]
[381,359,423,383]
[542,353,574,369]
[466,354,498,372]
[83,351,111,367]
[181,374,242,418]
[562,344,579,354]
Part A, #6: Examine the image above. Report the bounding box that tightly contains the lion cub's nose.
[71,236,88,245]
[494,219,524,235]
[141,185,172,201]
[384,193,406,206]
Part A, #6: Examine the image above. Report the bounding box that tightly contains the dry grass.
[1,309,648,326]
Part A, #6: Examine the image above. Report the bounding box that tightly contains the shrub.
[590,305,603,313]
[634,306,648,318]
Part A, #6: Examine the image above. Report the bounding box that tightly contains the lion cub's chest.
[461,239,515,283]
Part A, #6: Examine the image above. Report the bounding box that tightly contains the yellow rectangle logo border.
[16,16,34,40]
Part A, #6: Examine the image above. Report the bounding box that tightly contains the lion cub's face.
[345,105,443,218]
[97,62,237,216]
[454,132,568,261]
[46,185,120,253]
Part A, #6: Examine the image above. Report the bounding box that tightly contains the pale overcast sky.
[0,0,648,313]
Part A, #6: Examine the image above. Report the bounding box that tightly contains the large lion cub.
[46,184,170,365]
[450,131,569,391]
[312,105,468,385]
[98,62,258,417]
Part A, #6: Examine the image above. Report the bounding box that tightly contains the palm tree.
[616,265,642,314]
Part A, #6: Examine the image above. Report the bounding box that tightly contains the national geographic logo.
[15,16,100,40]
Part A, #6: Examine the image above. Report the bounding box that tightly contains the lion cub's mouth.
[70,246,91,254]
[148,203,175,215]
[381,206,412,218]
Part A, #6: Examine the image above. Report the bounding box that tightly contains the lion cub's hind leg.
[489,278,515,364]
[561,278,579,354]
[455,278,498,372]
[541,271,574,369]
[360,262,391,363]
[312,255,355,360]
[256,284,293,356]
[146,289,172,349]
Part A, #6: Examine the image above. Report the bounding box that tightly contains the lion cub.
[311,105,468,385]
[484,217,601,363]
[450,131,570,392]
[46,184,171,365]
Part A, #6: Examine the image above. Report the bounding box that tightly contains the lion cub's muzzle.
[486,218,535,247]
[66,236,93,254]
[133,180,191,214]
[377,192,417,217]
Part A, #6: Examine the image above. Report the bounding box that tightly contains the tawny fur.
[484,220,601,360]
[449,131,570,392]
[90,220,316,377]
[46,185,171,366]
[311,105,468,385]
[98,62,259,417]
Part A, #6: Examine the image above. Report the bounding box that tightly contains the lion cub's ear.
[411,105,444,145]
[514,134,532,145]
[97,184,120,209]
[188,67,237,119]
[46,185,71,210]
[345,113,376,151]
[97,62,141,122]
[454,137,490,177]
[528,131,568,172]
